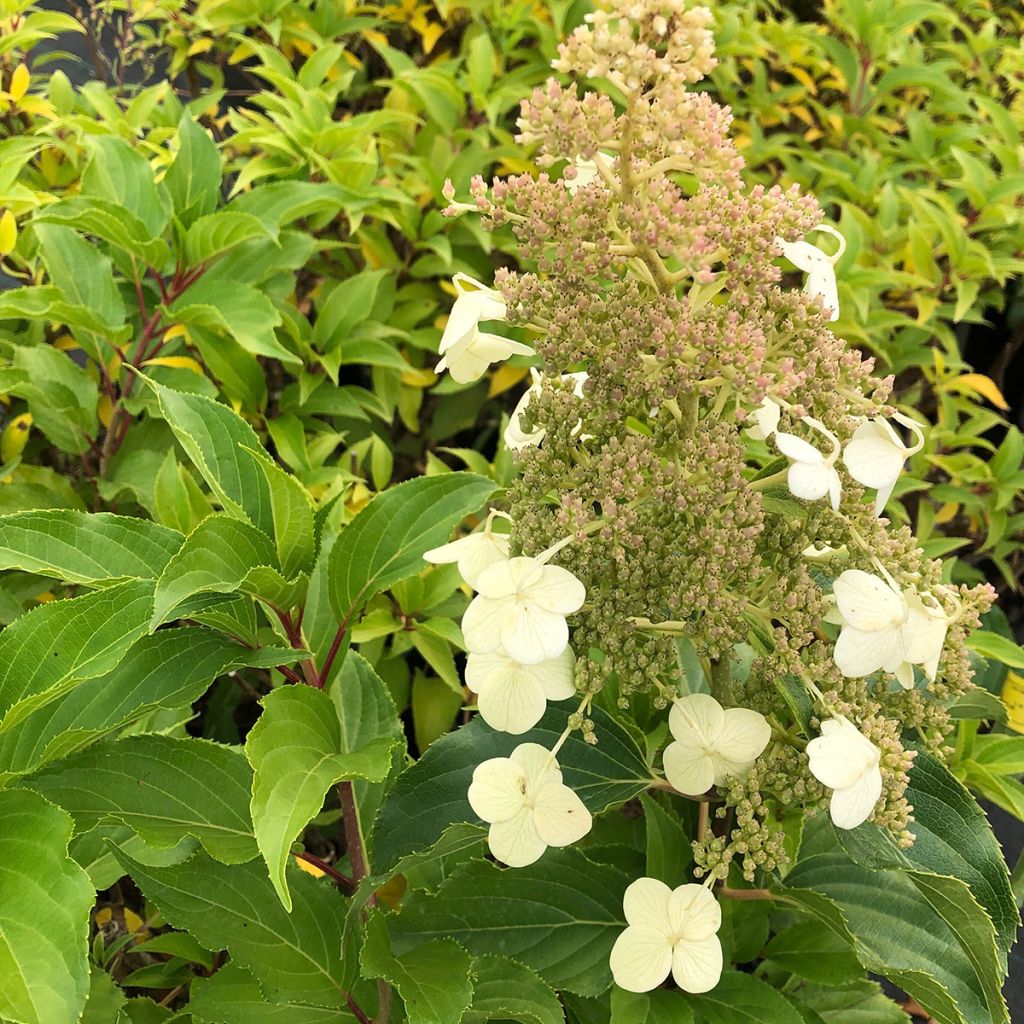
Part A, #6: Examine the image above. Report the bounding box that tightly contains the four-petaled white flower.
[843,412,925,517]
[775,224,845,322]
[424,529,510,589]
[746,396,781,441]
[505,369,589,451]
[462,556,586,664]
[435,273,533,384]
[829,569,910,683]
[807,717,883,829]
[466,646,576,734]
[467,742,592,866]
[609,878,724,994]
[775,416,842,511]
[663,693,772,795]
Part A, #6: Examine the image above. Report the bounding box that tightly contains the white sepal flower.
[505,369,589,451]
[423,530,511,589]
[609,878,723,994]
[829,569,910,680]
[467,742,592,867]
[775,224,845,321]
[435,273,533,384]
[807,717,882,830]
[842,412,925,516]
[663,693,771,795]
[901,590,950,685]
[746,397,781,441]
[462,556,586,664]
[775,416,842,511]
[466,646,576,734]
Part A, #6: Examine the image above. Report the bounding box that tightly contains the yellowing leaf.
[142,355,204,376]
[294,855,325,878]
[187,38,214,57]
[163,323,190,342]
[401,366,438,388]
[98,395,114,428]
[789,65,818,95]
[53,334,79,352]
[944,373,1010,411]
[9,64,29,102]
[488,363,529,398]
[0,210,16,256]
[0,412,31,463]
[934,501,959,525]
[346,481,372,515]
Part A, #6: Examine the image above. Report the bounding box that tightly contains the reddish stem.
[295,851,356,892]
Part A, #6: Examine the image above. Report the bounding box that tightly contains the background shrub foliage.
[0,1,1020,1023]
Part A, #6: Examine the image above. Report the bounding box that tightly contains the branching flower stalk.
[431,0,996,996]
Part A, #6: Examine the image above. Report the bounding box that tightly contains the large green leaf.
[151,513,304,625]
[114,847,353,1007]
[782,851,1008,1024]
[0,790,93,1024]
[372,703,650,873]
[184,212,273,267]
[326,652,406,863]
[81,135,167,237]
[361,913,474,1024]
[245,685,395,910]
[0,628,294,783]
[163,115,220,227]
[465,955,565,1024]
[36,197,169,267]
[0,580,154,733]
[327,472,495,639]
[23,735,257,864]
[686,971,804,1023]
[611,988,692,1023]
[242,447,315,578]
[187,965,355,1024]
[227,181,351,228]
[142,378,274,535]
[762,921,862,986]
[836,748,1017,955]
[391,848,628,997]
[0,510,182,585]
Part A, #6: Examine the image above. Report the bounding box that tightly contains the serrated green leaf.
[328,473,495,648]
[112,847,352,1006]
[789,979,910,1024]
[151,513,304,625]
[763,921,863,986]
[142,378,274,535]
[0,580,154,734]
[373,703,649,873]
[80,965,126,1024]
[23,735,257,863]
[36,197,169,267]
[0,790,93,1024]
[241,447,315,577]
[686,971,804,1023]
[246,685,395,910]
[184,212,273,267]
[967,632,1024,670]
[465,954,565,1024]
[163,115,221,227]
[391,848,627,997]
[362,913,474,1024]
[611,987,692,1023]
[640,792,691,887]
[0,510,183,585]
[81,135,167,237]
[187,964,353,1024]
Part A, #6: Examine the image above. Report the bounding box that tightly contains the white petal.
[609,926,674,993]
[524,565,587,615]
[510,742,562,787]
[787,461,833,502]
[487,808,547,866]
[805,262,839,321]
[833,624,905,678]
[711,709,771,784]
[537,645,577,699]
[832,570,906,631]
[830,765,883,830]
[476,557,533,599]
[893,661,915,690]
[669,884,721,941]
[475,669,547,734]
[446,346,496,384]
[747,397,781,441]
[622,877,674,932]
[672,935,723,994]
[842,421,906,489]
[500,604,569,664]
[669,693,724,745]
[505,388,545,450]
[467,757,526,823]
[776,237,828,274]
[423,533,510,589]
[461,595,508,654]
[807,718,879,791]
[873,477,897,518]
[663,742,716,796]
[532,781,592,847]
[775,430,825,465]
[470,330,534,361]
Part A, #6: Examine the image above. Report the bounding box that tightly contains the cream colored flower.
[435,273,533,384]
[775,416,842,511]
[505,369,589,451]
[609,878,723,994]
[662,693,771,795]
[467,742,591,866]
[775,224,845,321]
[466,646,576,734]
[461,556,586,665]
[829,569,910,681]
[807,717,882,829]
[423,530,510,589]
[842,412,925,516]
